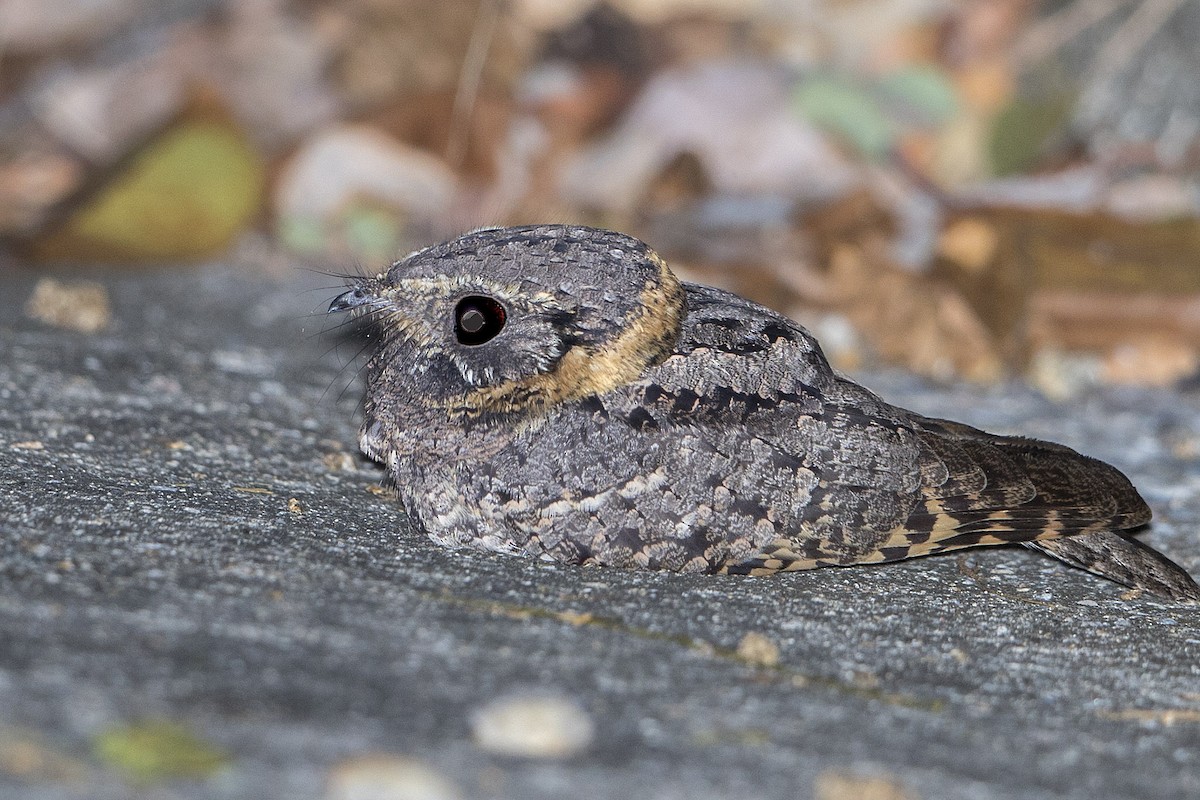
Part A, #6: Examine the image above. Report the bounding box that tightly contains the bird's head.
[329,225,686,429]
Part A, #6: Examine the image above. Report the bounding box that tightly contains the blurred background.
[4,0,1200,394]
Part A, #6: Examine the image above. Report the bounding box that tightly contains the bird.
[328,224,1200,603]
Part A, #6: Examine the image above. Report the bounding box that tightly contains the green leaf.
[793,75,893,159]
[277,215,327,256]
[878,65,959,125]
[93,719,229,784]
[988,93,1074,176]
[342,202,407,266]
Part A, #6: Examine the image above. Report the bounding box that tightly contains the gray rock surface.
[1,261,1198,800]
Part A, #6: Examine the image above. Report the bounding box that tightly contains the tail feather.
[1027,533,1200,604]
[884,416,1199,601]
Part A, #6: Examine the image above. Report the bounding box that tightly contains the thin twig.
[1013,0,1132,65]
[446,0,502,170]
[1089,0,1189,82]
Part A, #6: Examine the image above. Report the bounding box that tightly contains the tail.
[893,417,1199,603]
[1026,533,1200,604]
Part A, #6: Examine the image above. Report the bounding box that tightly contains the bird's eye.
[454,296,507,345]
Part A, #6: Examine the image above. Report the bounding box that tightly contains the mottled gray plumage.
[330,224,1200,602]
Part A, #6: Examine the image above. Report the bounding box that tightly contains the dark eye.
[454,296,507,345]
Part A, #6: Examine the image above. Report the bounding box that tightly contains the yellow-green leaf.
[93,719,229,784]
[33,121,264,263]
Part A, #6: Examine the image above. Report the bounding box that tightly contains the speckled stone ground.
[1,261,1198,800]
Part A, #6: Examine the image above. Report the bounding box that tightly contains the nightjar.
[329,224,1199,602]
